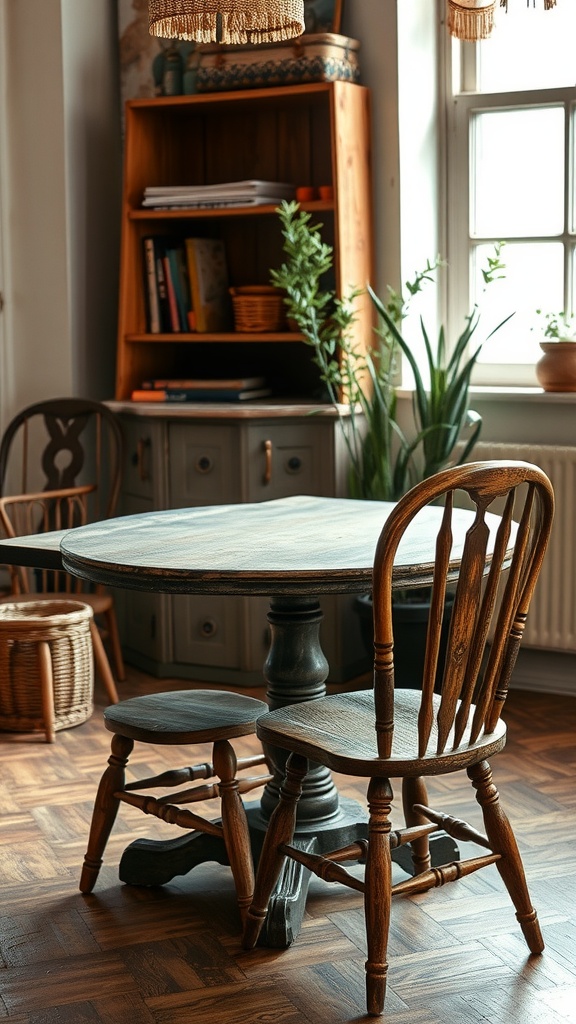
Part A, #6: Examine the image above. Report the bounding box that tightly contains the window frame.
[444,35,576,387]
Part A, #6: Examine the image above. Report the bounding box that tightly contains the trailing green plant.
[534,309,576,340]
[272,199,509,501]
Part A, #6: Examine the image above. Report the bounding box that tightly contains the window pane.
[471,108,564,237]
[477,6,576,92]
[472,241,564,365]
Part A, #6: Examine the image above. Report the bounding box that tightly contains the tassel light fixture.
[447,0,496,41]
[447,0,557,41]
[149,0,305,45]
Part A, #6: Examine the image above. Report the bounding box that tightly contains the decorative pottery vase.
[535,341,576,392]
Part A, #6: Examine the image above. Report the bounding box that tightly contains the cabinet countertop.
[106,400,354,420]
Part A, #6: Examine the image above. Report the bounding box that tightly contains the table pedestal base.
[118,594,459,946]
[118,800,459,948]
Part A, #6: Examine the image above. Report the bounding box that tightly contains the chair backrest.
[0,398,123,522]
[0,485,95,595]
[371,461,555,760]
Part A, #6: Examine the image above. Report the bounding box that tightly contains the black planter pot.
[355,592,454,691]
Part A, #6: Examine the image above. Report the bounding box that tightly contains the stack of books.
[142,180,295,210]
[131,377,273,403]
[142,236,233,333]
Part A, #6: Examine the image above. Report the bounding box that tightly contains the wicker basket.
[230,285,286,332]
[0,599,94,736]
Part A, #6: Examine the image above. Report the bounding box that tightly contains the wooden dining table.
[1,493,505,947]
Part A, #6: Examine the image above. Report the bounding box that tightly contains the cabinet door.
[168,422,241,507]
[114,494,171,664]
[172,594,242,668]
[120,415,165,505]
[245,421,336,501]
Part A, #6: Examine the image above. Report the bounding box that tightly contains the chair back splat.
[243,461,554,1017]
[0,399,126,704]
[372,460,554,761]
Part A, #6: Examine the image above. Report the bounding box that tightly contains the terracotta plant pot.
[535,340,576,392]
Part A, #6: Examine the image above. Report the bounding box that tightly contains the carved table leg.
[247,596,372,947]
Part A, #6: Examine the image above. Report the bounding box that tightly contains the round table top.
[60,494,499,597]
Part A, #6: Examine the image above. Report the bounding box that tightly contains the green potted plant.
[271,200,509,682]
[271,199,507,500]
[534,309,576,392]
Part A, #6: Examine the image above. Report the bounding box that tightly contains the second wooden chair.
[80,688,271,925]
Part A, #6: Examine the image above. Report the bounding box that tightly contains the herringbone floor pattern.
[1,668,575,1023]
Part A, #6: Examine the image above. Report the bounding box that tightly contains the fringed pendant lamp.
[447,0,557,41]
[149,0,305,44]
[500,0,557,8]
[447,0,497,41]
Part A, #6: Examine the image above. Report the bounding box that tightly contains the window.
[445,3,576,385]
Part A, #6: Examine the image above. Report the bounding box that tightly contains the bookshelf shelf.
[116,82,373,402]
[126,332,305,343]
[128,201,334,221]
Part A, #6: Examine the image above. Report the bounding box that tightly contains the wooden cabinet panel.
[114,493,172,665]
[120,415,165,503]
[172,594,242,668]
[244,421,335,500]
[168,422,241,506]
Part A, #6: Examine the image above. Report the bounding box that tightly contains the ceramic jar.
[535,341,576,392]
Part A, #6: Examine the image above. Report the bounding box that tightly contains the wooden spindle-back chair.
[243,461,555,1017]
[0,398,126,698]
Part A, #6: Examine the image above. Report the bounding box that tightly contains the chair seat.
[256,688,507,777]
[104,689,269,745]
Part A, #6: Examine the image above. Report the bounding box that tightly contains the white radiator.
[466,442,576,652]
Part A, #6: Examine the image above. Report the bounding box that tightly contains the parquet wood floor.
[1,668,575,1023]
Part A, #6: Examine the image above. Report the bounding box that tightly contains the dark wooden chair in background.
[0,486,119,705]
[0,398,125,694]
[80,689,272,925]
[243,461,555,1017]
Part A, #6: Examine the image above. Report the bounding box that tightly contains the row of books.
[143,236,232,334]
[131,376,273,404]
[142,179,295,210]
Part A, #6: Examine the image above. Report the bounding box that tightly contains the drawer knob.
[286,456,303,473]
[196,455,214,474]
[200,618,217,638]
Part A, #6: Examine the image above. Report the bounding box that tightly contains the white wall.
[0,0,121,431]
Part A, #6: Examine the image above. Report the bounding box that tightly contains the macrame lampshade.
[447,0,496,41]
[447,0,558,41]
[149,0,305,44]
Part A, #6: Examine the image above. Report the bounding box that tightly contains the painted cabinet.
[110,404,369,685]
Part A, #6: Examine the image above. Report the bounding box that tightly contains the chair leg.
[89,619,119,704]
[243,752,308,950]
[213,739,255,923]
[468,759,544,955]
[80,733,134,893]
[103,606,126,682]
[364,777,393,1017]
[402,776,432,875]
[37,640,55,743]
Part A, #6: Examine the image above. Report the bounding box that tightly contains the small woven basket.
[0,599,94,734]
[230,285,286,332]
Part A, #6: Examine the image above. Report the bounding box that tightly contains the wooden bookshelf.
[116,82,374,402]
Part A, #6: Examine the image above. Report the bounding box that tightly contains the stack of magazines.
[142,179,295,209]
